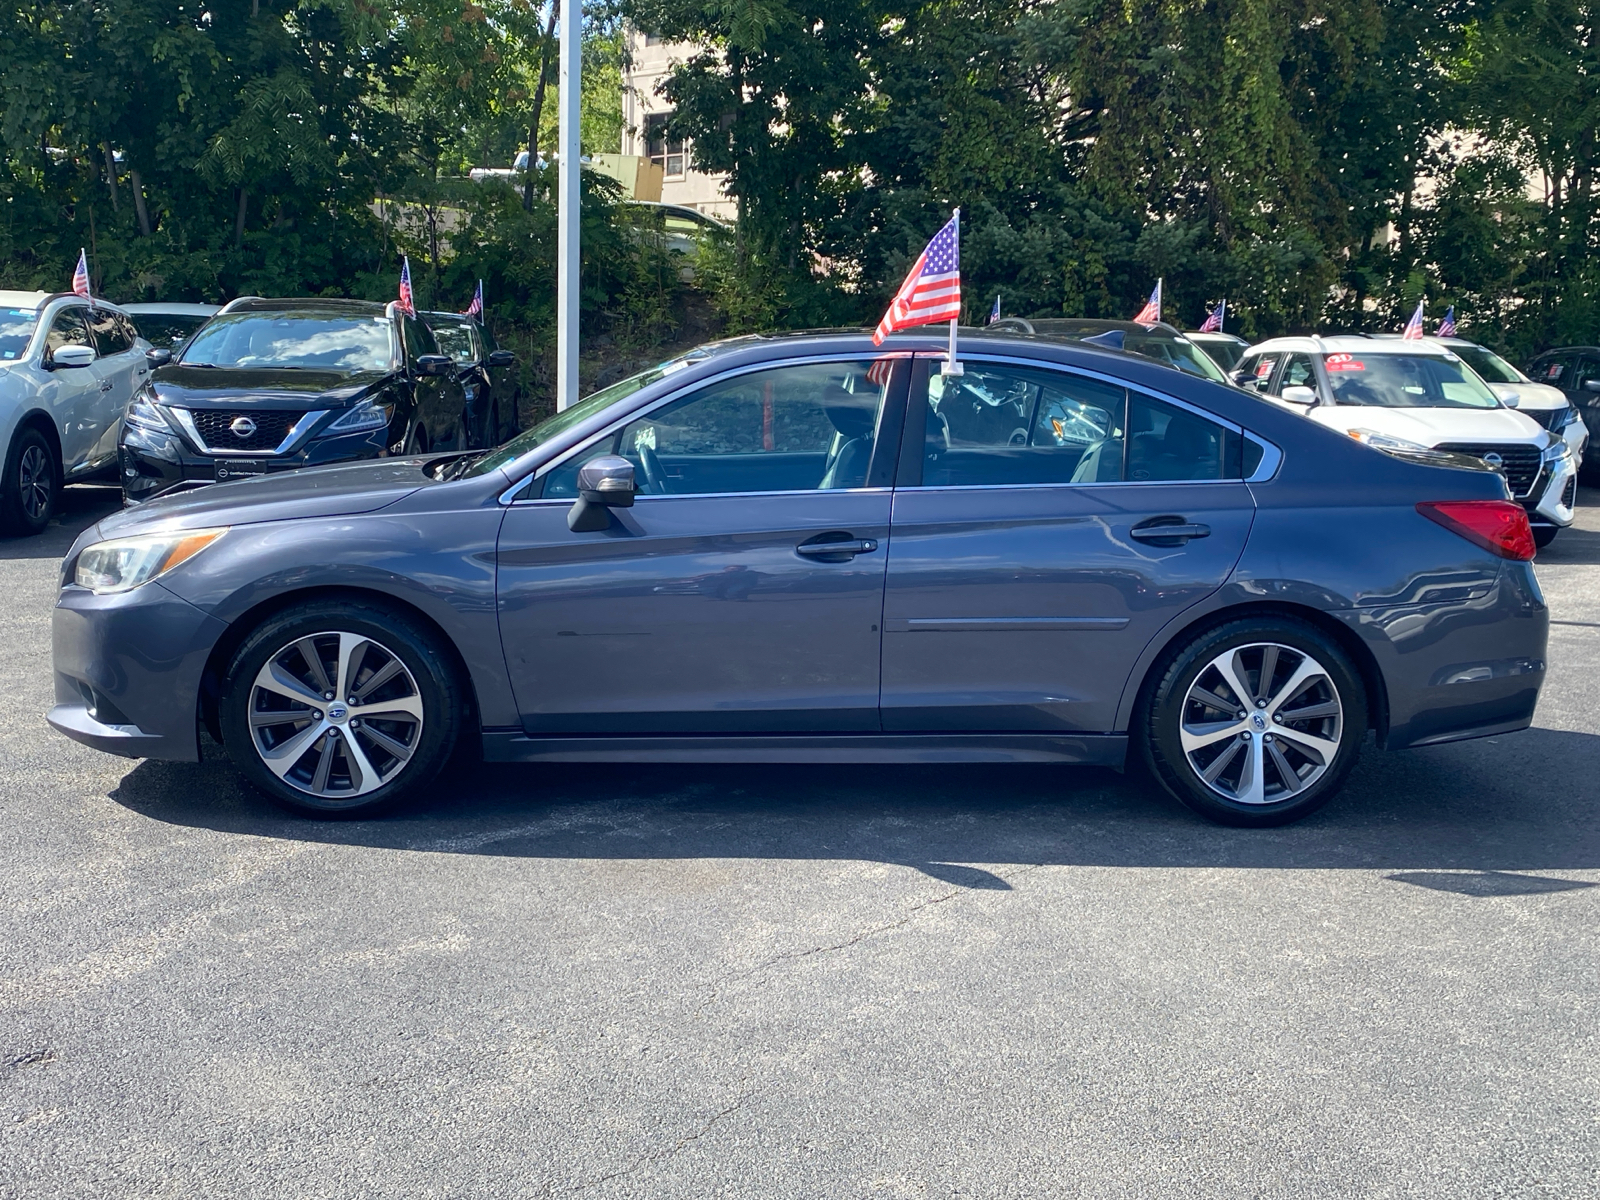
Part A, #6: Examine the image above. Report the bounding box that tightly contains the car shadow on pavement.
[107,724,1600,885]
[1537,521,1600,566]
[0,484,121,559]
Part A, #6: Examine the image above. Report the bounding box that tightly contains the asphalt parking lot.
[3,486,1598,1199]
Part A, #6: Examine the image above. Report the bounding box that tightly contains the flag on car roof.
[1132,279,1161,325]
[71,249,91,301]
[464,279,484,319]
[872,210,961,346]
[1401,299,1425,340]
[988,294,1001,324]
[397,256,416,317]
[1199,299,1225,333]
[1437,305,1456,337]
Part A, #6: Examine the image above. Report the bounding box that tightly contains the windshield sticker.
[1546,363,1563,379]
[1326,354,1365,372]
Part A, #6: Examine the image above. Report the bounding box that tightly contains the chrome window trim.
[913,350,1287,488]
[509,486,893,508]
[499,352,913,505]
[169,407,328,457]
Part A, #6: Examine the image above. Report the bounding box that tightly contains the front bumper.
[1528,450,1579,530]
[49,580,229,762]
[119,422,390,504]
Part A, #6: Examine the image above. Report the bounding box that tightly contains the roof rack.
[217,295,265,314]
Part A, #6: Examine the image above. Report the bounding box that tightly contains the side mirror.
[487,349,516,368]
[567,455,636,532]
[1230,369,1255,386]
[1584,380,1600,394]
[415,354,454,377]
[1280,385,1318,405]
[1498,389,1521,408]
[49,345,97,370]
[146,347,173,368]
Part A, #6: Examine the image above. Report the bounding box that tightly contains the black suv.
[420,310,520,448]
[120,298,472,503]
[1525,346,1600,479]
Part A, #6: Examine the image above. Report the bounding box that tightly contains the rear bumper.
[50,580,229,762]
[119,423,390,504]
[1342,559,1548,751]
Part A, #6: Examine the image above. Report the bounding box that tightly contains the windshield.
[461,358,690,478]
[130,313,209,349]
[1193,337,1246,371]
[1451,345,1522,386]
[180,311,397,371]
[0,308,39,362]
[1123,333,1230,383]
[428,319,478,364]
[1323,352,1501,408]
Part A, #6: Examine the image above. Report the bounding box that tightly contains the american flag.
[872,210,961,346]
[1199,299,1225,333]
[464,279,484,319]
[1437,305,1456,337]
[1401,300,1425,340]
[988,294,1001,324]
[1132,279,1161,325]
[71,249,91,300]
[397,256,416,317]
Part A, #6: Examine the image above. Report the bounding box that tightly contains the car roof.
[121,302,220,316]
[0,290,50,310]
[1185,331,1249,345]
[1249,335,1458,356]
[419,310,476,322]
[1530,345,1600,356]
[996,317,1188,337]
[221,297,390,316]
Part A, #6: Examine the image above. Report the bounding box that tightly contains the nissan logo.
[1482,451,1504,469]
[230,416,258,438]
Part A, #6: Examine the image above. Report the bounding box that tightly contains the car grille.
[1435,443,1543,498]
[1519,408,1563,431]
[186,409,300,453]
[1563,476,1577,508]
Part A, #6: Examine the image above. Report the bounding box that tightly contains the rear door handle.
[1129,518,1210,545]
[797,537,878,559]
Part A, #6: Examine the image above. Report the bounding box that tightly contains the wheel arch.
[13,408,63,465]
[198,584,481,751]
[1120,600,1390,746]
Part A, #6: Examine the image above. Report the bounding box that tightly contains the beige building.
[620,29,736,220]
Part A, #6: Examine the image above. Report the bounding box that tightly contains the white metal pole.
[555,0,581,410]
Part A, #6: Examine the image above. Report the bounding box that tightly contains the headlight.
[74,527,227,594]
[323,399,391,435]
[1542,435,1573,464]
[1548,405,1580,433]
[125,391,169,432]
[1347,428,1434,453]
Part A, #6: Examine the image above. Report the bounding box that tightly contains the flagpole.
[555,0,581,411]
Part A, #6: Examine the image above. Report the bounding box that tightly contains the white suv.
[1236,335,1577,547]
[0,291,150,535]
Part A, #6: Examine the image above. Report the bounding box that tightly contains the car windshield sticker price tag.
[1326,353,1365,372]
[1254,359,1274,377]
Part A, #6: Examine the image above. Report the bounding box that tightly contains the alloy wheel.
[18,444,50,520]
[247,631,424,801]
[1178,642,1343,806]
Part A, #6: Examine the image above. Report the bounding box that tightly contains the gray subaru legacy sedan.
[50,329,1548,826]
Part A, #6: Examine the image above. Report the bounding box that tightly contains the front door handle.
[796,536,879,560]
[1129,517,1211,545]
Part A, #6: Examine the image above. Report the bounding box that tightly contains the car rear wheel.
[219,599,463,818]
[0,426,57,537]
[1140,617,1367,827]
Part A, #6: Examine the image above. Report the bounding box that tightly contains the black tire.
[219,598,464,818]
[1138,616,1368,827]
[1533,525,1559,549]
[406,425,427,455]
[0,425,57,537]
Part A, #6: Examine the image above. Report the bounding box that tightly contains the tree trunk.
[235,188,249,247]
[523,3,560,211]
[130,168,152,236]
[102,143,119,212]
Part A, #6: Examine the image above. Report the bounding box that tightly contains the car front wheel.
[1141,618,1367,827]
[219,599,463,817]
[0,426,57,536]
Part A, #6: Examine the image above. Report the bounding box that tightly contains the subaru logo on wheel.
[326,703,348,722]
[1482,451,1504,469]
[230,416,258,438]
[1251,711,1268,731]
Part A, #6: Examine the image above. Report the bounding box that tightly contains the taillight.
[1416,500,1536,561]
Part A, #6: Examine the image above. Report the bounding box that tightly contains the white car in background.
[1431,336,1589,461]
[0,291,150,535]
[1236,335,1577,548]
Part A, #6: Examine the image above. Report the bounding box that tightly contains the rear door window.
[910,362,1239,486]
[1533,356,1570,388]
[85,307,132,356]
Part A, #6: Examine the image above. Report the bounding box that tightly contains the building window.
[643,32,664,45]
[644,112,686,179]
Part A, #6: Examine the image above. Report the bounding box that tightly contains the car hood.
[1490,381,1569,411]
[1309,404,1545,446]
[149,365,393,411]
[90,457,433,540]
